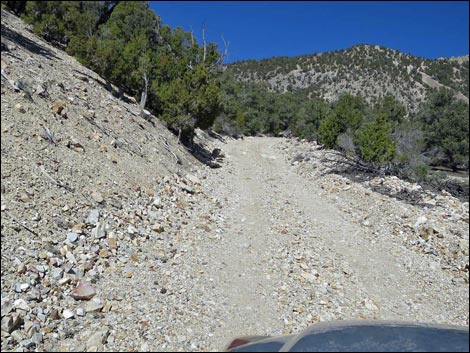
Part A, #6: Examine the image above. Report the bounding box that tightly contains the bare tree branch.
[1,68,20,92]
[140,72,148,112]
[38,165,75,192]
[4,211,41,237]
[209,34,230,70]
[321,150,381,173]
[42,127,57,145]
[190,26,195,46]
[219,34,230,63]
[202,22,207,63]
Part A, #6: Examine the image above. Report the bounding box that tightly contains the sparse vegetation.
[226,44,469,110]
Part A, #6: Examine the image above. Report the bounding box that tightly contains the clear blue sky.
[150,1,469,63]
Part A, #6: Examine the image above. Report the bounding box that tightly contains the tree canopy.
[419,88,469,170]
[10,0,222,144]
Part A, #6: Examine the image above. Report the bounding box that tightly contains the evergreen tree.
[355,113,396,165]
[291,98,329,140]
[15,1,223,144]
[156,65,221,143]
[374,95,406,125]
[22,1,70,46]
[92,1,158,94]
[419,88,469,170]
[318,94,366,148]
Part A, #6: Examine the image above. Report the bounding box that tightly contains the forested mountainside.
[1,1,223,144]
[2,1,468,178]
[216,45,469,175]
[225,44,469,111]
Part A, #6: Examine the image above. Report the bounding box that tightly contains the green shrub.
[355,114,396,165]
[318,94,366,148]
[418,88,469,170]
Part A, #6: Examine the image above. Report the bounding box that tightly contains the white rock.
[63,309,75,319]
[66,251,77,265]
[14,299,30,312]
[67,232,79,243]
[186,174,201,185]
[414,216,428,229]
[86,327,109,350]
[52,268,63,280]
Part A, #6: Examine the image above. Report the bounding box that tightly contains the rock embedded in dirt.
[62,309,74,319]
[51,100,64,115]
[186,174,201,185]
[76,307,86,317]
[14,103,26,113]
[92,221,107,239]
[70,283,96,301]
[91,191,104,204]
[67,232,79,243]
[152,224,165,233]
[85,327,110,351]
[86,209,100,225]
[85,297,104,312]
[178,183,195,194]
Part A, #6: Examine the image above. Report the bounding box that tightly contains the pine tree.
[355,113,396,165]
[318,94,366,148]
[419,88,469,170]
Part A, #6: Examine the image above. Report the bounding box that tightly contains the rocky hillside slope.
[226,44,469,111]
[1,9,217,351]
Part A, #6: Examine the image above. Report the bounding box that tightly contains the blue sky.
[150,1,469,63]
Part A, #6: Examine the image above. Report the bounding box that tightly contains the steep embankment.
[1,8,216,352]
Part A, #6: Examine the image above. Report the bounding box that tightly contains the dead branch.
[42,127,57,145]
[202,22,207,63]
[321,157,377,173]
[4,211,41,237]
[190,26,195,46]
[209,34,230,70]
[218,34,230,65]
[161,136,181,165]
[140,72,148,112]
[321,151,380,173]
[208,130,227,143]
[38,165,74,192]
[1,68,20,91]
[166,146,180,165]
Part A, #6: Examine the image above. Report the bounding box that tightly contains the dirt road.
[198,137,468,351]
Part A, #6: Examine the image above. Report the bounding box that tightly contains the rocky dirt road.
[2,8,467,351]
[1,135,468,352]
[198,137,468,351]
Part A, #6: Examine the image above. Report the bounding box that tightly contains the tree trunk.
[202,23,206,63]
[140,73,148,112]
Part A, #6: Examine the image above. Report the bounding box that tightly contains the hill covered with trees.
[2,0,223,144]
[216,45,469,176]
[2,1,468,177]
[225,44,469,110]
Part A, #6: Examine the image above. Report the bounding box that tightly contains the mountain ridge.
[225,44,469,111]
